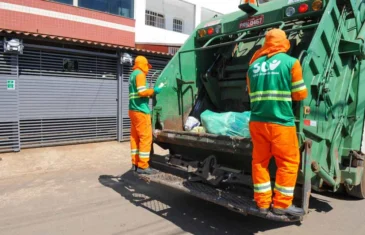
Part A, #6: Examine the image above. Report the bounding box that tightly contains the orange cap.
[249,28,290,65]
[133,55,152,73]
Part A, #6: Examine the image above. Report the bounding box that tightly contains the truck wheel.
[346,172,365,199]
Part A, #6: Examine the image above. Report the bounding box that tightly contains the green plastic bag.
[200,110,251,137]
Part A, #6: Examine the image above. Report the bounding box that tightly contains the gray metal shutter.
[121,63,133,140]
[18,46,118,148]
[0,41,20,152]
[120,54,170,140]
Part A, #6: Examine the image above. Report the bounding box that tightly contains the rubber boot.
[273,205,305,216]
[136,167,157,175]
[257,207,269,215]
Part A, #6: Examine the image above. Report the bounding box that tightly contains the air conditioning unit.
[3,38,24,54]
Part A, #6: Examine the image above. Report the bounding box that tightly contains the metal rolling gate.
[0,42,20,152]
[17,44,119,148]
[120,55,170,140]
[0,38,171,151]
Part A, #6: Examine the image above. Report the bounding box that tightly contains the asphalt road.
[0,142,364,235]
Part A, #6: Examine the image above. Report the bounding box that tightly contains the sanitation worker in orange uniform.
[246,29,308,216]
[129,56,162,174]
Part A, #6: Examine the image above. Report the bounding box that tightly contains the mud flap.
[301,140,313,214]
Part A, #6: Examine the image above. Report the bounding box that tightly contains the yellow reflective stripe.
[291,80,304,86]
[250,90,292,102]
[274,189,293,196]
[274,183,294,196]
[254,188,272,193]
[292,85,306,93]
[275,183,294,191]
[253,182,272,193]
[137,86,147,92]
[291,80,306,93]
[254,182,271,187]
[129,92,138,97]
[129,92,142,100]
[251,97,292,102]
[250,90,291,96]
[139,152,150,159]
[131,149,139,154]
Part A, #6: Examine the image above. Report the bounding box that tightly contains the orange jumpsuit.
[129,56,154,169]
[247,29,308,209]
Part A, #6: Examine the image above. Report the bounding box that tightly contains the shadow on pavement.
[98,171,333,235]
[308,194,333,213]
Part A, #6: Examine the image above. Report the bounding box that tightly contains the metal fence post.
[117,50,123,142]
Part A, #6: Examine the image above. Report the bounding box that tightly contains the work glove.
[154,87,162,94]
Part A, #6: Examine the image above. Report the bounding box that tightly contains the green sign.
[7,80,15,90]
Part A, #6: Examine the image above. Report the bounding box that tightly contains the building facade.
[134,0,227,54]
[0,0,172,152]
[0,0,136,47]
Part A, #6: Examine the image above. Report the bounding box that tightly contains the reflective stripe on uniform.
[137,86,147,92]
[129,92,141,100]
[249,90,292,102]
[291,80,306,93]
[139,152,150,159]
[131,149,139,155]
[253,181,272,193]
[274,183,294,196]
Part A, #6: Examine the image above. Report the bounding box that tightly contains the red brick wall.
[0,0,135,47]
[136,44,169,53]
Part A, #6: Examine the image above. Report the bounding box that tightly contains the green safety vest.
[129,69,151,114]
[247,53,297,126]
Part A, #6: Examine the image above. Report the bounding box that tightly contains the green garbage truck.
[138,0,365,222]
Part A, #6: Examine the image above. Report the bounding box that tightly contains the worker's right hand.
[154,87,162,94]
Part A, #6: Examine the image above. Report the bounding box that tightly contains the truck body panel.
[143,0,365,221]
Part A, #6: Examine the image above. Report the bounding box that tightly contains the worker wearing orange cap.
[247,28,308,216]
[129,55,162,174]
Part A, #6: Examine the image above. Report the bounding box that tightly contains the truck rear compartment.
[150,27,308,213]
[144,0,365,221]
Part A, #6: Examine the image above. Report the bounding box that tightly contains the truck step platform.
[136,170,303,222]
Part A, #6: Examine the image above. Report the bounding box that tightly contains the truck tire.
[346,172,365,199]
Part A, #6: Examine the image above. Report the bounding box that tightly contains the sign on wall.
[7,80,15,90]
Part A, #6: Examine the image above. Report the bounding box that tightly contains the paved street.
[0,142,365,235]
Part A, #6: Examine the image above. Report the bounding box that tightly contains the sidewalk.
[0,141,131,180]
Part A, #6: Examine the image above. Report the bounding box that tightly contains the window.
[173,19,183,33]
[52,0,73,4]
[78,0,134,18]
[145,10,165,29]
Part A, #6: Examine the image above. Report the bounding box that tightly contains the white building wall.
[135,0,194,45]
[143,0,195,33]
[134,0,238,46]
[201,7,222,22]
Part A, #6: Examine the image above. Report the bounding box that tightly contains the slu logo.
[253,60,281,73]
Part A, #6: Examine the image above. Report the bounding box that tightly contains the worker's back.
[247,53,298,126]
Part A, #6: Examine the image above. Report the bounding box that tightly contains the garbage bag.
[190,126,206,133]
[184,116,200,131]
[200,110,251,137]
